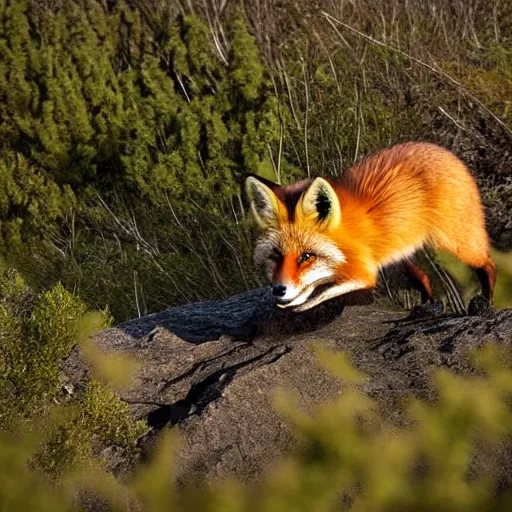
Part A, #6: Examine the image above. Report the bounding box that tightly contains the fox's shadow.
[116,287,374,345]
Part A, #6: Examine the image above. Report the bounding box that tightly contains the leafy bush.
[0,268,85,419]
[0,267,146,477]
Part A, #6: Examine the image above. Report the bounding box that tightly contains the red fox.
[245,142,496,312]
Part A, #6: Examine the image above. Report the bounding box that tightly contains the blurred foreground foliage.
[0,0,511,321]
[1,333,512,511]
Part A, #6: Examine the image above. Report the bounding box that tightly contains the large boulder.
[63,288,512,484]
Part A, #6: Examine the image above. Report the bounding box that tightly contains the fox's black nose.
[272,285,287,298]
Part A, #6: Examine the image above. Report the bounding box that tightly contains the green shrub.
[0,267,146,477]
[0,0,280,229]
[0,268,85,419]
[35,380,147,476]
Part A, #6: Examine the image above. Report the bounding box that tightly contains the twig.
[277,58,301,131]
[204,0,228,65]
[267,143,278,178]
[176,74,191,103]
[300,53,311,177]
[269,72,285,183]
[437,106,485,143]
[354,79,362,163]
[134,270,142,318]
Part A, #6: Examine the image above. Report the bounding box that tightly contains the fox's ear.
[298,177,341,227]
[245,176,284,229]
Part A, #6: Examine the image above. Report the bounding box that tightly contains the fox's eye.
[298,252,315,265]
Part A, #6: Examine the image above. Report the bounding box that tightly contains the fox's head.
[245,174,345,310]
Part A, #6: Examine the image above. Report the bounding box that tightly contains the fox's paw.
[467,295,495,317]
[407,301,444,319]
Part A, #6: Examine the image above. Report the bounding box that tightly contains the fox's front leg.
[293,265,377,313]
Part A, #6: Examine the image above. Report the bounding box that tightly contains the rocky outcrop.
[63,288,512,485]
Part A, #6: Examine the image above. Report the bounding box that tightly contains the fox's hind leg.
[448,246,496,311]
[434,226,496,302]
[473,257,496,302]
[466,256,496,316]
[447,244,496,302]
[404,260,434,304]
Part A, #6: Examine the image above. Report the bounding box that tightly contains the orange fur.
[331,143,491,272]
[246,142,496,310]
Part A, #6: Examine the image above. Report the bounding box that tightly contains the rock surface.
[63,287,512,485]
